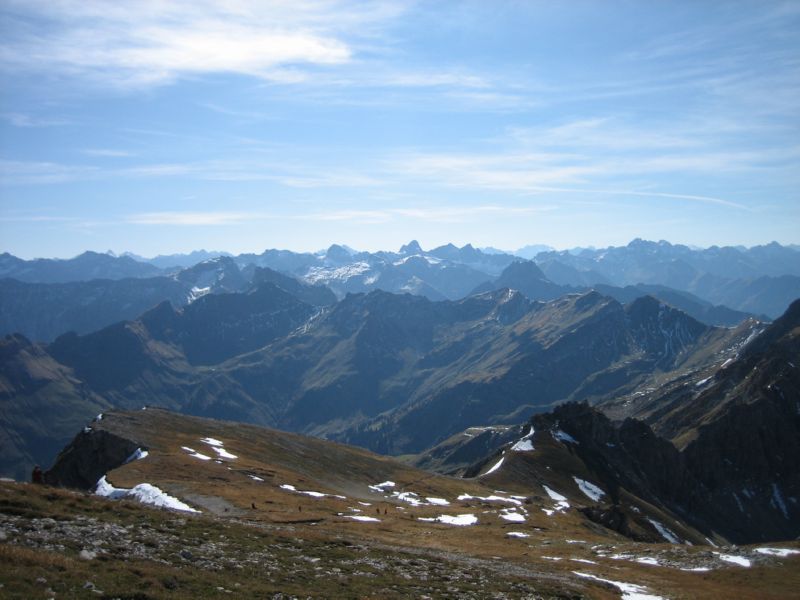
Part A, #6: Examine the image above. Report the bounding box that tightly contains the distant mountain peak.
[501,259,547,280]
[624,294,708,361]
[399,240,423,255]
[324,244,356,264]
[574,288,610,307]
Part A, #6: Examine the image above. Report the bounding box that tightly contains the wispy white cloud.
[304,204,554,225]
[124,204,555,228]
[198,103,273,121]
[371,71,490,89]
[0,214,82,223]
[387,144,760,209]
[1,112,70,127]
[126,211,265,226]
[0,0,401,88]
[507,118,703,151]
[82,148,135,157]
[0,159,99,184]
[0,156,386,188]
[0,0,521,109]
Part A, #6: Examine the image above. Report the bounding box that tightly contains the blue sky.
[1,1,798,258]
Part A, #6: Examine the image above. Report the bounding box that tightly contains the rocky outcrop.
[45,427,142,490]
[516,393,799,544]
[531,403,698,509]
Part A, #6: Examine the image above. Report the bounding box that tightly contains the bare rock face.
[44,428,141,490]
[531,402,696,508]
[516,389,799,544]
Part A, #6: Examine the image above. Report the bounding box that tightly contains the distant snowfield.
[200,437,237,459]
[542,485,570,514]
[552,429,578,444]
[646,517,681,544]
[419,514,478,526]
[199,437,224,447]
[457,493,522,506]
[211,446,237,459]
[715,553,751,567]
[695,376,712,387]
[280,483,346,500]
[499,509,526,522]
[506,531,530,538]
[369,481,395,491]
[425,497,450,506]
[181,446,211,460]
[305,262,371,283]
[573,571,664,600]
[94,476,199,513]
[125,448,149,463]
[573,477,605,502]
[369,482,453,507]
[511,425,535,452]
[391,491,425,506]
[756,547,800,557]
[483,456,505,475]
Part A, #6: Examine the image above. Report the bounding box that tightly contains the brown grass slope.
[12,408,798,599]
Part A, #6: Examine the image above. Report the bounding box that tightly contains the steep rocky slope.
[0,334,111,480]
[434,303,800,544]
[467,394,799,544]
[1,288,760,478]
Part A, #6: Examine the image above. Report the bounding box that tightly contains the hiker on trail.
[31,465,43,484]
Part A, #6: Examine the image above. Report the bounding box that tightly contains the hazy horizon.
[4,237,799,262]
[2,2,798,258]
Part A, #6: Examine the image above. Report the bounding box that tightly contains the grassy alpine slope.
[2,408,798,599]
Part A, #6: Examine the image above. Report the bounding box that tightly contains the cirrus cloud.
[0,0,402,88]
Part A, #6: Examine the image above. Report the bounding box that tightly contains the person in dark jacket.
[31,465,44,484]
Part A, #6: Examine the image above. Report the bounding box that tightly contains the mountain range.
[1,238,799,597]
[0,276,765,479]
[2,240,796,479]
[4,238,796,343]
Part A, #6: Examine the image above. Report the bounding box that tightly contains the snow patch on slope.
[511,425,535,452]
[552,429,578,444]
[573,477,605,502]
[124,448,149,464]
[483,455,505,475]
[573,571,665,600]
[95,476,199,513]
[419,514,478,526]
[200,437,237,459]
[646,517,681,544]
[181,446,211,460]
